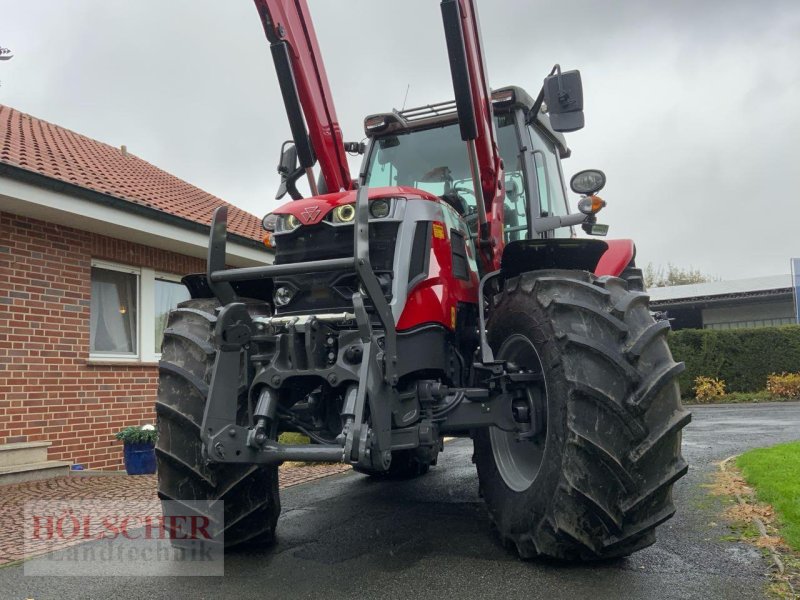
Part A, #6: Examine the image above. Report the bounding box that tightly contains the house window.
[90,260,190,362]
[90,265,139,356]
[154,277,190,353]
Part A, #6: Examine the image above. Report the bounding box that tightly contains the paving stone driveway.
[0,463,351,566]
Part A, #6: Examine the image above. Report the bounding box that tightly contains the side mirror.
[543,68,584,132]
[276,141,302,201]
[278,142,298,175]
[570,169,606,195]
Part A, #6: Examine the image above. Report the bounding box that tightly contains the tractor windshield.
[365,117,530,241]
[365,124,477,203]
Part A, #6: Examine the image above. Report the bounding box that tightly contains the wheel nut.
[271,375,281,386]
[327,373,338,385]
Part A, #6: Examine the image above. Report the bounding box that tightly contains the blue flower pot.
[123,442,156,475]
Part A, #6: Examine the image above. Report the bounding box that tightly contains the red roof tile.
[0,104,264,242]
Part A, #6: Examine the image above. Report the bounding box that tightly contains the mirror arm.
[527,64,560,124]
[528,88,544,125]
[532,212,586,234]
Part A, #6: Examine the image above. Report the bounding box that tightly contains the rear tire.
[156,298,280,549]
[474,270,689,560]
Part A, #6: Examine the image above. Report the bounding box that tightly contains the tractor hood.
[270,186,441,227]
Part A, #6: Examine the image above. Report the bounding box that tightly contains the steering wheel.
[440,190,468,216]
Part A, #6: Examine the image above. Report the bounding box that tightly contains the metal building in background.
[649,274,794,330]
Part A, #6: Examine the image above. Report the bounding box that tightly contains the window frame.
[89,260,142,362]
[528,124,570,220]
[496,110,531,242]
[88,260,188,364]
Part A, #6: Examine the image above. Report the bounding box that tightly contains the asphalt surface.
[2,402,800,600]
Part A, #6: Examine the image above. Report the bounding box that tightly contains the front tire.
[474,270,690,560]
[156,298,280,549]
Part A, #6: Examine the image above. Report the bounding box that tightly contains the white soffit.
[0,176,272,267]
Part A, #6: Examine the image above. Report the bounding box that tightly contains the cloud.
[1,0,798,278]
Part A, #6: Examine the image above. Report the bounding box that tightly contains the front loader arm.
[441,0,504,270]
[254,0,353,194]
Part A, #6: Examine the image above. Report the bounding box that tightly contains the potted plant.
[115,424,157,475]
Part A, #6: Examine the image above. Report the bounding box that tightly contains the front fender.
[594,239,635,278]
[500,238,634,278]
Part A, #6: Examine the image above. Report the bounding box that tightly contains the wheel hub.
[489,334,548,493]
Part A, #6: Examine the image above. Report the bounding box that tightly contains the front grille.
[275,222,398,270]
[273,222,399,315]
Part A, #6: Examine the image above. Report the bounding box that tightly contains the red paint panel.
[397,221,479,331]
[594,238,635,277]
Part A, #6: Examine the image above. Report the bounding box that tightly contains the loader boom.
[440,0,505,269]
[254,0,353,194]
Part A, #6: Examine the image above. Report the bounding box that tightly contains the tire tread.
[475,269,690,560]
[156,298,279,549]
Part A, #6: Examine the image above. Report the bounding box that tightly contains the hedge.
[667,325,800,397]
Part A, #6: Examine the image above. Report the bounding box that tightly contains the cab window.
[496,113,528,242]
[529,125,570,237]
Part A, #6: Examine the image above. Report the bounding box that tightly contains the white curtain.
[154,279,190,352]
[90,268,137,353]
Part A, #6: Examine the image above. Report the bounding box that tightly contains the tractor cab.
[362,86,574,245]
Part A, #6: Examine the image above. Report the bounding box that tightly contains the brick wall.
[0,211,205,469]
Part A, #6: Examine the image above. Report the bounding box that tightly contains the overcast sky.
[1,0,799,279]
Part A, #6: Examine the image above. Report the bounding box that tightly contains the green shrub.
[668,325,800,397]
[766,372,800,398]
[115,425,157,444]
[693,376,726,400]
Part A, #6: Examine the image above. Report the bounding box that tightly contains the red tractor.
[156,0,689,560]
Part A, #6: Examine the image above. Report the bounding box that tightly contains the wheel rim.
[489,333,548,493]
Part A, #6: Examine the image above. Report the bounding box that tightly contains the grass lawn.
[737,441,800,551]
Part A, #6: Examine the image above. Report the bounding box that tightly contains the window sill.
[86,359,159,368]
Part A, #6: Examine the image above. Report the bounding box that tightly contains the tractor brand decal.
[300,205,321,223]
[432,222,446,240]
[450,306,456,329]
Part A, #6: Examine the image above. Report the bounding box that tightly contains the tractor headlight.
[369,198,391,219]
[333,203,356,224]
[274,214,301,232]
[262,213,278,232]
[273,286,295,307]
